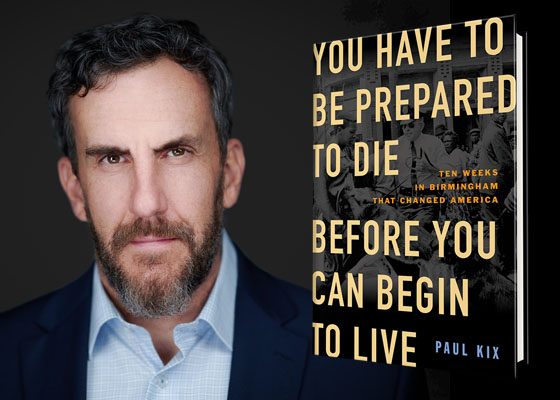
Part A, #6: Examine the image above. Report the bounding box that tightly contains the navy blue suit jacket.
[0,248,428,399]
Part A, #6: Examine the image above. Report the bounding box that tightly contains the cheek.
[83,174,132,237]
[160,166,220,227]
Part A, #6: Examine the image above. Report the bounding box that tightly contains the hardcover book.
[311,15,526,377]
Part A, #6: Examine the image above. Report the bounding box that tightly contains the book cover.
[312,15,526,377]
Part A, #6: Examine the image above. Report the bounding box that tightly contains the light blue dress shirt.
[86,230,238,399]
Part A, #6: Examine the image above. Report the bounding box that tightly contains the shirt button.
[156,375,168,388]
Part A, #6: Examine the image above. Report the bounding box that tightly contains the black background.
[1,0,546,398]
[0,0,451,310]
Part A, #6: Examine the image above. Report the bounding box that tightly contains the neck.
[98,247,222,364]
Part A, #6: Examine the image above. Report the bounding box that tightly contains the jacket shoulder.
[235,250,311,329]
[0,268,93,339]
[0,269,93,399]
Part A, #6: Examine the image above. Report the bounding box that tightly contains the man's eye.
[167,148,187,157]
[102,154,123,164]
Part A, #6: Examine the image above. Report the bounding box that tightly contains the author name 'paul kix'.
[435,341,500,359]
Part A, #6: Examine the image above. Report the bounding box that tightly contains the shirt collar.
[191,229,237,351]
[88,229,238,359]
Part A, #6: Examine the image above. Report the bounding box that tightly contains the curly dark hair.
[47,14,233,171]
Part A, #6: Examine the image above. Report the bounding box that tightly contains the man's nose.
[129,161,168,218]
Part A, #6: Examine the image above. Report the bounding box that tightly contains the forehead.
[68,57,215,148]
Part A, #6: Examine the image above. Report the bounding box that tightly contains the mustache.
[111,218,196,252]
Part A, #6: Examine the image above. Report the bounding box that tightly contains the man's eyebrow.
[85,145,130,157]
[84,135,202,157]
[153,134,202,153]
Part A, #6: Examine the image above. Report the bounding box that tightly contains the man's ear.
[222,138,245,209]
[57,157,88,222]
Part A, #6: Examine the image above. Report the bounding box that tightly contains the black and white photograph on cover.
[312,14,527,397]
[313,28,518,307]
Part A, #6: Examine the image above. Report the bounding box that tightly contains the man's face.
[400,119,424,141]
[443,136,455,154]
[492,112,508,125]
[59,58,244,317]
[471,132,480,144]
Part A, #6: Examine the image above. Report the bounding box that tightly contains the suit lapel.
[20,268,92,400]
[228,249,308,399]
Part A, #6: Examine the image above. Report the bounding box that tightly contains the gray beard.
[86,178,224,318]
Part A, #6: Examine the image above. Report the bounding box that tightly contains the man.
[477,110,515,275]
[468,128,481,168]
[313,114,358,295]
[442,130,469,180]
[393,108,449,230]
[314,113,358,222]
[440,130,479,224]
[0,15,426,399]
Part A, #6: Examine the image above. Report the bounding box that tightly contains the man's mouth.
[129,236,177,247]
